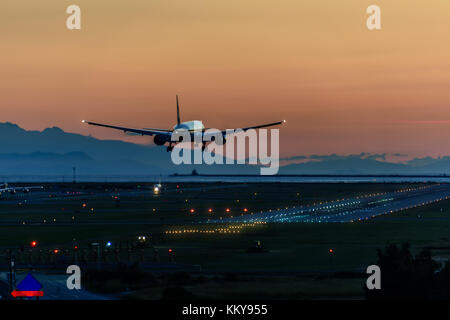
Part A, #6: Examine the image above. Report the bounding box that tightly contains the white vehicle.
[82,95,285,152]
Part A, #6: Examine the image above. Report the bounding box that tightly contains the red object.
[208,208,213,213]
[30,241,37,248]
[11,290,44,298]
[243,208,248,212]
[74,246,78,250]
[329,249,334,254]
[53,249,59,254]
[190,208,195,213]
[168,248,173,253]
[226,208,230,212]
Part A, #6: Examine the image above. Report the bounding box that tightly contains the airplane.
[0,183,44,196]
[82,95,286,152]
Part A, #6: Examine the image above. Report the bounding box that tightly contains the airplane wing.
[82,120,172,137]
[239,120,286,132]
[202,120,286,140]
[83,119,285,142]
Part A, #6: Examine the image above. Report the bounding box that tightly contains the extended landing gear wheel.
[166,145,174,152]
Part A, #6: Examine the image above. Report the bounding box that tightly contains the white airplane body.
[82,95,285,151]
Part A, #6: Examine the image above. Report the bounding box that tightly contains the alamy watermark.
[366,5,381,30]
[66,265,81,290]
[366,264,381,290]
[65,4,382,31]
[170,128,280,176]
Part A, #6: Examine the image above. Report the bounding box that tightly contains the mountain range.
[1,122,450,177]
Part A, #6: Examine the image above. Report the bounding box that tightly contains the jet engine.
[153,135,166,146]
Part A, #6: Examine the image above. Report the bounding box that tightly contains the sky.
[2,0,450,159]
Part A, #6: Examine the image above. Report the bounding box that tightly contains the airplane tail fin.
[176,95,181,125]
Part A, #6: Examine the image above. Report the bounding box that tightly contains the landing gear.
[202,143,206,152]
[166,143,174,152]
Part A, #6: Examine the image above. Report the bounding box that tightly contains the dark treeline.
[366,242,450,299]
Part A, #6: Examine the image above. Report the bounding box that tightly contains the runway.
[207,184,450,224]
[3,183,450,227]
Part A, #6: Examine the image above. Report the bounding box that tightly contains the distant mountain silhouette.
[0,122,258,176]
[278,154,450,175]
[2,122,450,177]
[279,157,407,175]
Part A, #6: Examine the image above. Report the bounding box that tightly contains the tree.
[366,242,440,299]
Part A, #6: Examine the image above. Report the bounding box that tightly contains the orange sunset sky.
[2,0,450,159]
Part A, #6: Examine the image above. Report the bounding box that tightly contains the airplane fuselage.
[173,120,205,131]
[154,120,205,146]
